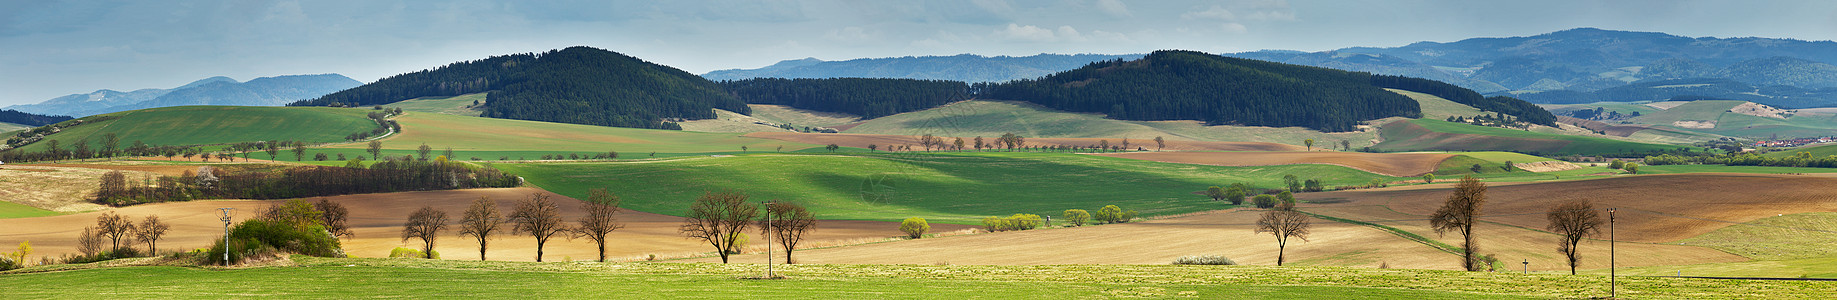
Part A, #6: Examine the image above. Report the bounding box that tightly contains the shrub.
[0,256,17,271]
[1608,159,1625,169]
[981,214,1043,231]
[388,247,440,259]
[207,218,343,265]
[1062,209,1090,226]
[1278,191,1296,206]
[1625,163,1639,174]
[1172,255,1237,265]
[1095,205,1124,224]
[1303,179,1323,192]
[727,233,749,254]
[1253,194,1279,209]
[1225,183,1248,205]
[900,217,930,238]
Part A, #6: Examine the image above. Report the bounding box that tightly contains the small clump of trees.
[209,199,346,265]
[981,214,1043,232]
[94,158,519,206]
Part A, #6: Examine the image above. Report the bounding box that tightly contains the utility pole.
[1608,207,1617,299]
[762,201,774,278]
[1522,260,1528,274]
[218,208,234,265]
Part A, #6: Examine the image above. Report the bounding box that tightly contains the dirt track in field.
[0,187,973,262]
[745,132,1304,152]
[1094,151,1455,177]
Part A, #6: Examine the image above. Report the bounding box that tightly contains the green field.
[319,112,821,158]
[745,104,860,128]
[1541,101,1663,117]
[1766,144,1837,158]
[0,122,28,133]
[13,106,377,152]
[841,100,1384,147]
[390,93,487,117]
[493,152,1399,223]
[5,256,1831,299]
[1680,212,1837,261]
[1388,88,1484,119]
[1628,100,1744,125]
[1376,119,1693,155]
[0,200,58,218]
[1446,151,1556,163]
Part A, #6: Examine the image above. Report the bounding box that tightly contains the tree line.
[0,109,72,127]
[720,78,970,119]
[1369,75,1557,127]
[1645,151,1837,168]
[94,158,518,206]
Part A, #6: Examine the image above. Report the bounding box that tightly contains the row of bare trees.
[74,212,169,257]
[679,190,816,264]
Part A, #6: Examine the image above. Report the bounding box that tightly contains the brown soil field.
[745,132,1303,152]
[0,166,160,212]
[0,187,973,262]
[1093,151,1454,177]
[1297,173,1837,243]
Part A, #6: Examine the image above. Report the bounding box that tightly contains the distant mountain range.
[4,74,361,117]
[1226,28,1837,107]
[701,53,1143,83]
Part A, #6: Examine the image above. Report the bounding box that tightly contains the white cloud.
[1221,23,1248,34]
[825,26,876,41]
[1055,25,1087,42]
[1182,6,1236,21]
[1096,0,1132,18]
[995,23,1059,42]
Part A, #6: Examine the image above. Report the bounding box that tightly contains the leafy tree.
[1095,205,1125,224]
[1205,186,1227,202]
[134,215,169,254]
[1546,199,1603,275]
[1277,191,1296,206]
[367,141,383,160]
[826,144,839,153]
[1304,139,1315,151]
[761,202,816,264]
[292,143,308,161]
[314,198,353,239]
[459,196,504,261]
[573,188,624,262]
[1624,163,1639,174]
[1469,164,1483,173]
[1255,202,1311,266]
[417,143,433,161]
[1431,176,1488,271]
[680,190,757,263]
[899,217,930,239]
[1283,175,1301,192]
[973,136,985,151]
[1608,159,1624,169]
[1062,209,1090,226]
[1225,183,1248,205]
[953,137,966,152]
[509,193,568,262]
[1303,179,1324,192]
[401,206,449,259]
[1341,140,1352,151]
[868,144,877,152]
[1422,173,1435,183]
[1253,194,1279,209]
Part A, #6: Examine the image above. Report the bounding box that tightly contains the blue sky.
[3,0,1834,106]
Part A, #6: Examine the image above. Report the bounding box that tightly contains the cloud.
[825,26,876,41]
[1221,23,1248,34]
[992,24,1112,43]
[1096,0,1131,18]
[995,23,1059,42]
[1182,6,1236,21]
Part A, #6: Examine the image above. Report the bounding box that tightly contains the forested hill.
[0,109,72,126]
[978,50,1422,132]
[292,46,743,129]
[1368,75,1557,126]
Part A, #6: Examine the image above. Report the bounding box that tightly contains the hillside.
[1546,100,1837,139]
[720,78,970,118]
[982,50,1422,132]
[4,75,360,117]
[312,112,818,160]
[1511,78,1837,108]
[701,53,1143,83]
[1373,119,1693,155]
[7,106,376,153]
[834,100,1385,147]
[293,46,745,129]
[0,109,73,126]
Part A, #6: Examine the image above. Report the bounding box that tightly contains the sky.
[3,0,1835,106]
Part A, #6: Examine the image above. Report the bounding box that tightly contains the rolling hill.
[309,111,821,161]
[1373,119,1694,155]
[0,109,73,126]
[293,46,744,129]
[7,106,377,153]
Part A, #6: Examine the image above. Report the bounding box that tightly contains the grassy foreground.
[5,256,1831,299]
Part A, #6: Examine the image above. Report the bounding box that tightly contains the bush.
[900,217,930,238]
[1278,191,1296,206]
[207,218,343,265]
[1172,255,1237,265]
[981,214,1043,231]
[388,247,440,259]
[1225,184,1247,205]
[727,233,749,254]
[1062,209,1090,226]
[1253,194,1279,209]
[1609,159,1625,169]
[1094,205,1124,224]
[0,256,17,271]
[60,247,143,264]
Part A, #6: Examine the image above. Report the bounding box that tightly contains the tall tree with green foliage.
[367,140,383,160]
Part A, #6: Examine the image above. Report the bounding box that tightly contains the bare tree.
[135,215,170,254]
[97,171,127,204]
[680,190,757,263]
[401,206,449,259]
[1154,136,1166,151]
[761,201,816,264]
[573,188,624,262]
[1255,202,1312,266]
[509,193,567,262]
[367,140,383,160]
[417,143,432,161]
[314,198,353,239]
[77,227,102,256]
[1546,199,1603,275]
[292,142,307,161]
[459,196,504,261]
[96,212,135,251]
[1431,176,1488,271]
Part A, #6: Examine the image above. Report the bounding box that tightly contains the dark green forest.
[291,46,744,129]
[0,109,73,126]
[976,50,1422,132]
[1368,75,1557,126]
[720,78,970,118]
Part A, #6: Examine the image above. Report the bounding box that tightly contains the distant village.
[1751,136,1837,148]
